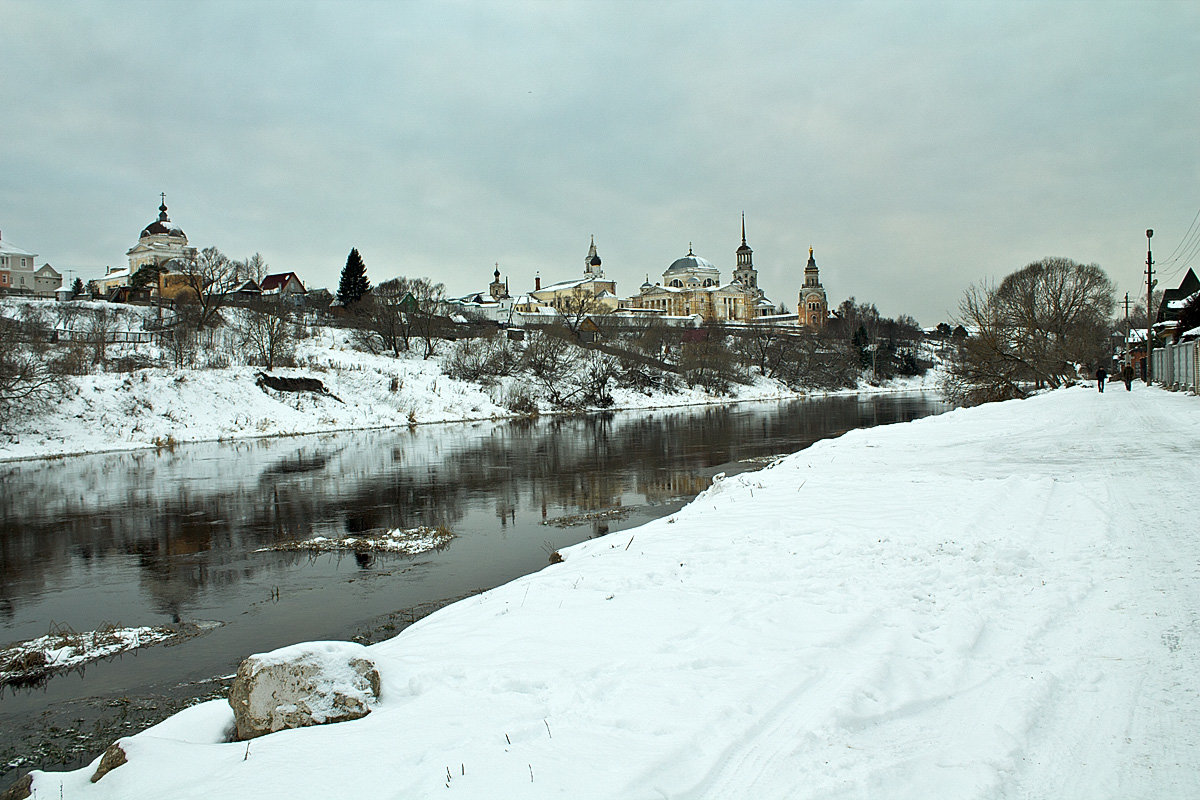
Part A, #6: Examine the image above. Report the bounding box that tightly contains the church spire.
[585,235,602,276]
[734,215,756,289]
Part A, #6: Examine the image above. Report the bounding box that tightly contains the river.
[0,392,948,787]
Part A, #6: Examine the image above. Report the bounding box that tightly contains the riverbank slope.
[27,384,1200,799]
[0,319,936,462]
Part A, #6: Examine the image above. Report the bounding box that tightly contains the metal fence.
[1151,339,1198,393]
[54,328,160,344]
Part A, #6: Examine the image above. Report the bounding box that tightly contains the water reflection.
[0,394,950,787]
[1,394,945,634]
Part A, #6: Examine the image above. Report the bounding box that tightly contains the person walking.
[1096,366,1107,393]
[1121,363,1134,391]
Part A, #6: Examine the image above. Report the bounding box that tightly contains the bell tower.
[584,235,603,277]
[797,247,828,328]
[732,214,758,291]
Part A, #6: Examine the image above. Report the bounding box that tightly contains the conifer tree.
[337,248,371,307]
[71,277,85,297]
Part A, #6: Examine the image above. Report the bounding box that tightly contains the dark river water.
[0,392,948,786]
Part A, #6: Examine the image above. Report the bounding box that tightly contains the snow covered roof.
[0,238,36,257]
[664,252,719,275]
[140,202,186,239]
[1167,289,1199,310]
[536,276,598,293]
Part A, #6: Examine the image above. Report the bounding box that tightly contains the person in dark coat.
[1096,366,1107,392]
[1121,363,1134,391]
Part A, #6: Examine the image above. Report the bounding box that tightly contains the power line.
[1158,207,1200,264]
[1155,207,1200,279]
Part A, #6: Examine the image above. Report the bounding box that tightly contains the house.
[0,231,39,294]
[1155,268,1200,341]
[33,264,63,296]
[259,272,306,304]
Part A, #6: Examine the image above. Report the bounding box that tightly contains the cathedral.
[625,217,778,323]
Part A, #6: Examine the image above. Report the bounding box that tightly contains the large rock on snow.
[228,641,380,741]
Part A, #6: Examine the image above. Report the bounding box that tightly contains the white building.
[96,196,198,296]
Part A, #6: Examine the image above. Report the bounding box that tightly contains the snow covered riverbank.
[24,384,1199,799]
[0,319,937,463]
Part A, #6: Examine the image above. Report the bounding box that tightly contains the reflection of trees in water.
[1,395,946,618]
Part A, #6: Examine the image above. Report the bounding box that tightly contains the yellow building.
[625,220,775,323]
[527,237,620,314]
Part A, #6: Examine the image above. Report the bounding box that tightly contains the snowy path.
[32,386,1200,800]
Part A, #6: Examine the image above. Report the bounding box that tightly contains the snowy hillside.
[1,299,938,462]
[23,384,1200,800]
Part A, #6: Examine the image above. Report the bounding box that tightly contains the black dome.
[141,203,185,238]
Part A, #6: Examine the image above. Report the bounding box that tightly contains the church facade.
[624,219,776,323]
[95,196,197,296]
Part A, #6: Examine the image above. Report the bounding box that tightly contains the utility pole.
[1123,292,1131,366]
[1145,229,1155,383]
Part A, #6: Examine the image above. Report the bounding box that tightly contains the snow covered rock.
[228,641,380,741]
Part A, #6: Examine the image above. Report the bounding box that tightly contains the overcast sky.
[2,0,1197,325]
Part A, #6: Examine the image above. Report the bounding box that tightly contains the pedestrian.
[1096,366,1107,393]
[1121,363,1134,391]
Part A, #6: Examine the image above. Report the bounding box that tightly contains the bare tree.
[160,311,199,369]
[944,258,1115,404]
[680,323,742,392]
[556,289,610,337]
[85,306,117,367]
[730,323,788,379]
[354,277,415,357]
[240,297,296,370]
[407,277,448,359]
[522,330,580,397]
[175,246,247,328]
[0,313,65,426]
[243,252,269,283]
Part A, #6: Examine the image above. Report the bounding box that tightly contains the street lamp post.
[1145,229,1154,384]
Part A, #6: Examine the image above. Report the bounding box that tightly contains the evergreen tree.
[71,277,85,297]
[337,248,371,307]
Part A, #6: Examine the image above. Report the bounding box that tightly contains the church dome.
[589,254,602,267]
[665,252,718,275]
[140,202,185,239]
